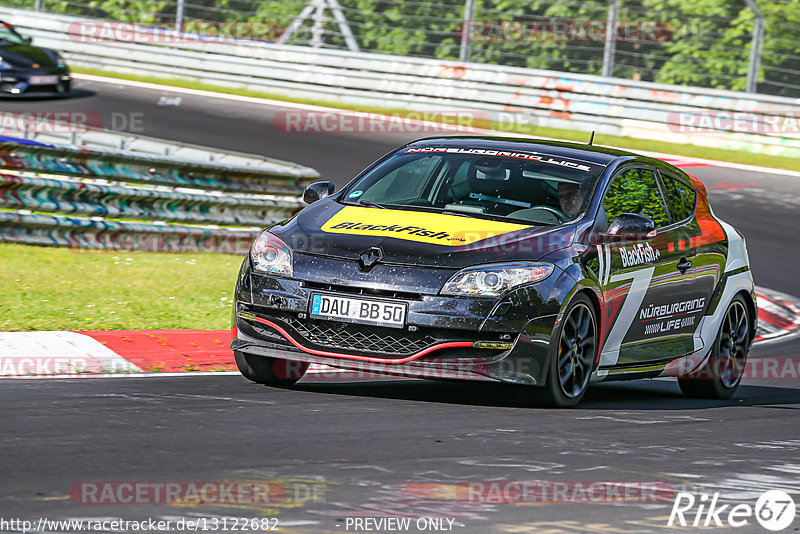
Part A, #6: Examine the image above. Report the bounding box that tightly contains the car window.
[0,24,26,45]
[344,147,605,224]
[660,175,697,223]
[602,167,670,228]
[357,155,441,204]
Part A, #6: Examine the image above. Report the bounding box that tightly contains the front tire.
[678,295,751,399]
[539,293,597,407]
[234,351,309,385]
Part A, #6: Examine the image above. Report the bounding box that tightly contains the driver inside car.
[557,181,585,219]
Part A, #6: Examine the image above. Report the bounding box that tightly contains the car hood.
[270,199,577,269]
[0,44,58,68]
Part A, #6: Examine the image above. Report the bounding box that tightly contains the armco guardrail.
[0,140,312,194]
[0,211,258,254]
[0,133,318,253]
[2,7,800,158]
[7,123,317,175]
[0,174,301,226]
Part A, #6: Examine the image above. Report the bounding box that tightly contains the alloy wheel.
[557,302,596,398]
[717,300,749,389]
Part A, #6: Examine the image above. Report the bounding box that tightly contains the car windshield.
[341,146,604,225]
[0,24,27,45]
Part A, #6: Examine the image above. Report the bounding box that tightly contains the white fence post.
[601,0,618,78]
[175,0,185,31]
[745,0,764,94]
[459,0,476,63]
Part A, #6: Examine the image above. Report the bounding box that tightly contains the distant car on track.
[231,137,756,406]
[0,21,70,96]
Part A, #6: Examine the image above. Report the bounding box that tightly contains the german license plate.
[309,293,406,328]
[29,75,59,85]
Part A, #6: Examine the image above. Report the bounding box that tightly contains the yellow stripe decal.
[321,206,532,246]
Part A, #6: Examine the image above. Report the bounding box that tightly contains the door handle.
[677,258,692,274]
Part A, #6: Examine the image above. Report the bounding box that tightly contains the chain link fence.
[10,0,800,98]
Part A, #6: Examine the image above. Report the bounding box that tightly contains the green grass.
[0,244,242,331]
[74,66,800,173]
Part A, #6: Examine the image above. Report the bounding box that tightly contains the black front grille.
[240,306,512,359]
[284,314,437,356]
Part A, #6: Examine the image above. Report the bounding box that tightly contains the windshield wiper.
[355,200,387,209]
[439,210,474,218]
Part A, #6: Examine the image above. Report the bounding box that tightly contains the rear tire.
[538,293,597,408]
[234,351,309,385]
[678,295,751,399]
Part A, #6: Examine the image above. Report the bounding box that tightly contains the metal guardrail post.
[327,0,359,52]
[175,0,185,32]
[33,0,43,11]
[601,0,618,78]
[745,0,764,94]
[459,0,475,63]
[311,0,324,48]
[278,1,318,45]
[278,0,358,51]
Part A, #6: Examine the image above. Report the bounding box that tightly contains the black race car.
[0,21,71,96]
[231,137,756,407]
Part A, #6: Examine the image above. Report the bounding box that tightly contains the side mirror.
[303,181,334,204]
[607,213,655,240]
[23,36,33,45]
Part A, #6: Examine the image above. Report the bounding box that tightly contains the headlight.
[250,231,292,277]
[0,59,13,70]
[44,50,67,68]
[441,262,554,297]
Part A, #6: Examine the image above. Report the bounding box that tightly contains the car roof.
[406,136,643,167]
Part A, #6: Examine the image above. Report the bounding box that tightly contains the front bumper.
[231,257,562,386]
[0,68,71,96]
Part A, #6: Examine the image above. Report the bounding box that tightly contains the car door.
[658,169,723,352]
[596,166,697,370]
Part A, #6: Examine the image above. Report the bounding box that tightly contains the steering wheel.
[525,205,570,224]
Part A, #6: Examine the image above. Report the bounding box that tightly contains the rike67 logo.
[669,490,796,531]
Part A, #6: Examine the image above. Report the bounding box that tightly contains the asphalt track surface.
[1,77,799,533]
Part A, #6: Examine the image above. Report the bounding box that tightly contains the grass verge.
[0,244,241,331]
[73,66,800,173]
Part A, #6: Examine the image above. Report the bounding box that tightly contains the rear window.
[660,175,697,223]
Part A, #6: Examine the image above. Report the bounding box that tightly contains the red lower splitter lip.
[247,315,474,364]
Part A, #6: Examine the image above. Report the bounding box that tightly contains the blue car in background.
[0,20,71,96]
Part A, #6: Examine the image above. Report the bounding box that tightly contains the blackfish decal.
[321,206,532,246]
